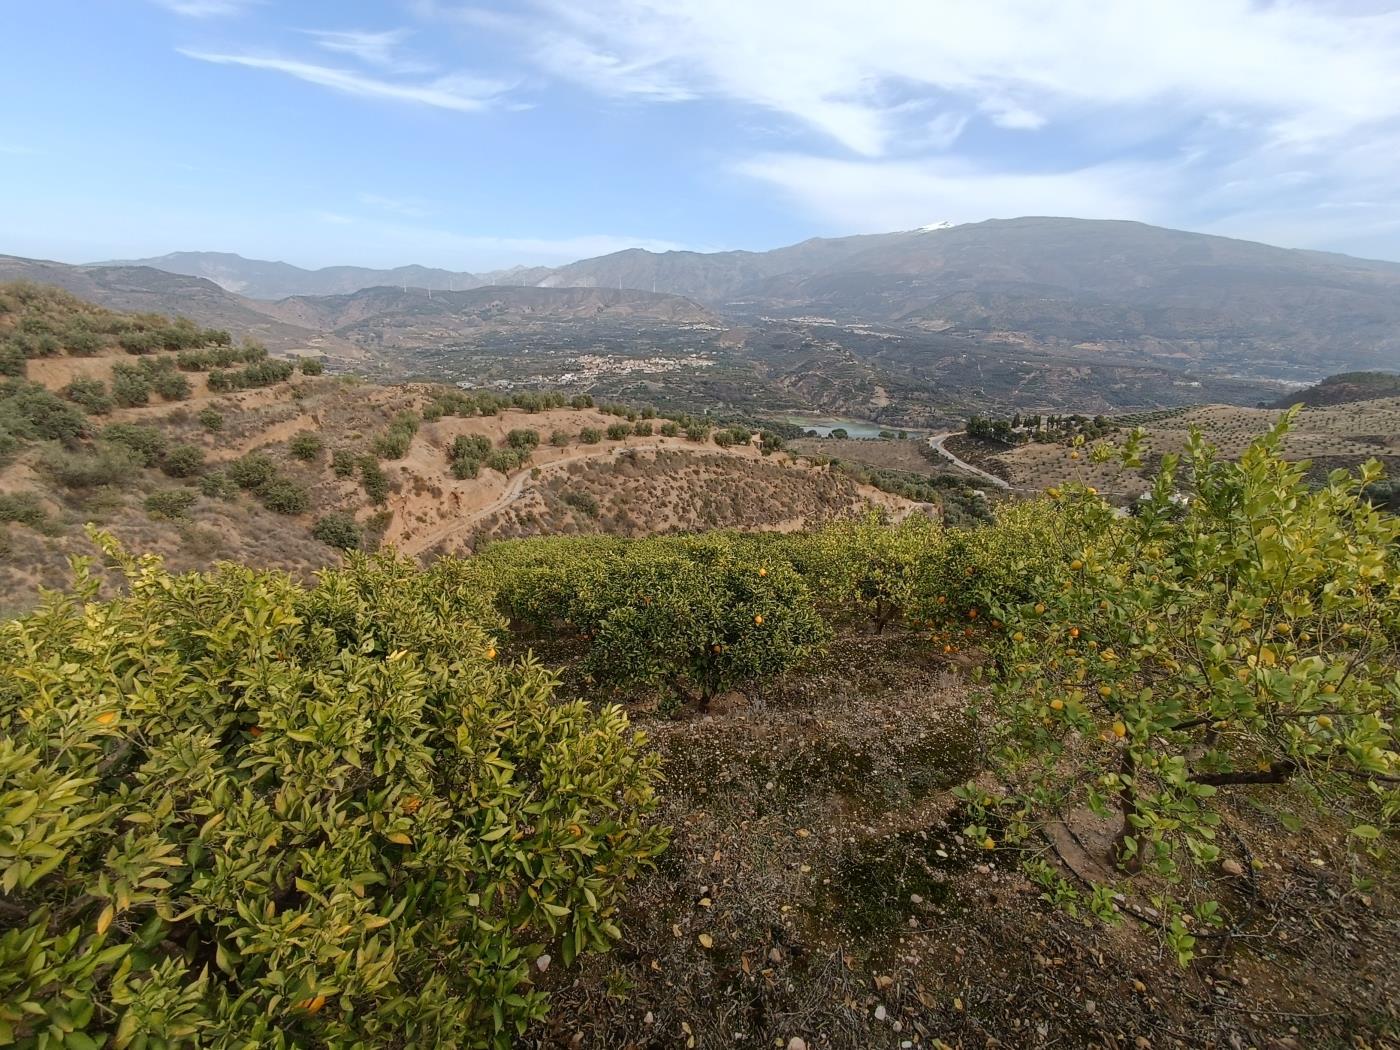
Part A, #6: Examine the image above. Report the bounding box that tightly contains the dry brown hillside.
[0,282,923,613]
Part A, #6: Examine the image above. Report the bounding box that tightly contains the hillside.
[0,282,920,614]
[0,254,356,358]
[101,250,553,300]
[1271,371,1400,408]
[258,284,718,350]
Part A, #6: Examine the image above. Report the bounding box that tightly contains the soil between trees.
[513,632,1400,1049]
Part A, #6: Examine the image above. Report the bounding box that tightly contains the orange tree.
[912,499,1088,653]
[0,538,664,1048]
[960,413,1400,961]
[483,534,828,708]
[790,512,942,632]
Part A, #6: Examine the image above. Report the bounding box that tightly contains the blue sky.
[3,1,1400,270]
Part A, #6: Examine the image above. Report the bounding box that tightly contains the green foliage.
[197,408,224,432]
[659,421,680,437]
[311,512,362,550]
[579,427,602,445]
[39,443,143,489]
[330,449,356,478]
[360,458,390,504]
[964,413,1400,961]
[605,423,631,442]
[161,443,206,479]
[226,453,277,490]
[373,413,419,460]
[0,343,25,378]
[289,431,324,462]
[485,534,830,706]
[549,429,570,447]
[206,359,294,393]
[149,369,191,402]
[792,512,943,632]
[0,542,663,1048]
[298,357,324,375]
[0,491,48,529]
[506,428,540,452]
[198,471,238,500]
[633,421,653,437]
[0,382,89,445]
[255,476,311,515]
[144,488,197,519]
[61,377,113,415]
[109,366,151,408]
[102,423,167,468]
[485,448,526,474]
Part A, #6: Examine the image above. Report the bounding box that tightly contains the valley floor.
[515,631,1399,1050]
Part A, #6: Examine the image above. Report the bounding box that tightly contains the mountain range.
[1,217,1395,402]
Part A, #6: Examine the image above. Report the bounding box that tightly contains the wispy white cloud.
[179,50,511,112]
[151,0,260,17]
[302,29,433,74]
[312,211,355,225]
[0,144,41,156]
[481,0,1400,159]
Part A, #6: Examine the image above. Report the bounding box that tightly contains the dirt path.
[927,432,1012,490]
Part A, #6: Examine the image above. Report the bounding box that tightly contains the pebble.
[786,1039,806,1050]
[1221,858,1244,877]
[910,893,924,904]
[769,947,783,963]
[644,1012,655,1025]
[874,1005,888,1022]
[536,954,551,973]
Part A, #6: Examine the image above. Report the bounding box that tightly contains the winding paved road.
[927,432,1012,490]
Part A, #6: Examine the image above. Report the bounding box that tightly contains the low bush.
[506,428,540,452]
[102,423,167,467]
[311,511,362,550]
[579,427,602,445]
[605,422,631,442]
[226,453,277,490]
[197,407,224,432]
[161,443,206,478]
[0,383,89,444]
[550,429,570,447]
[289,431,324,461]
[331,448,357,478]
[61,377,113,415]
[299,357,324,375]
[360,458,389,504]
[0,491,48,529]
[39,443,143,489]
[0,542,663,1047]
[255,476,311,515]
[144,488,197,519]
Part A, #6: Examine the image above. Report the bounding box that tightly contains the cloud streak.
[151,0,260,17]
[179,50,510,112]
[501,0,1400,157]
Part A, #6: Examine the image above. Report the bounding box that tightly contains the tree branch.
[1190,760,1296,786]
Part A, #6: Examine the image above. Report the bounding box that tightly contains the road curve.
[927,432,1012,490]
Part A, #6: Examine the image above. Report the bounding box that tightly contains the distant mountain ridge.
[97,251,554,300]
[41,215,1400,381]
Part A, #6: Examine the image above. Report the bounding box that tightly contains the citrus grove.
[0,411,1396,1044]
